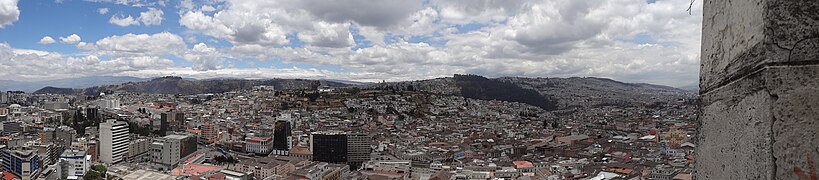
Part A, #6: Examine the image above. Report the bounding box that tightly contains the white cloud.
[108,8,164,26]
[179,10,289,46]
[170,0,703,86]
[433,0,525,24]
[183,43,225,71]
[0,0,706,87]
[0,0,20,28]
[297,22,354,48]
[59,34,82,44]
[0,43,173,80]
[200,5,216,12]
[109,14,139,26]
[98,8,109,14]
[85,0,164,7]
[92,32,186,57]
[116,66,405,83]
[294,0,424,29]
[138,8,163,25]
[38,36,56,44]
[76,42,95,50]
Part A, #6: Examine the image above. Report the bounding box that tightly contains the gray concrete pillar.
[696,0,819,179]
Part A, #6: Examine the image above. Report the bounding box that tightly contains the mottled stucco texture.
[696,0,819,179]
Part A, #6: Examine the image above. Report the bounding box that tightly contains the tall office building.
[150,134,195,171]
[201,123,218,144]
[96,98,121,109]
[311,131,347,164]
[2,121,23,135]
[85,107,100,125]
[178,134,197,158]
[126,138,150,163]
[99,119,129,165]
[151,136,179,171]
[153,115,169,136]
[0,92,7,104]
[160,111,185,132]
[272,120,291,155]
[346,133,371,170]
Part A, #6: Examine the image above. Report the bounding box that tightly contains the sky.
[0,0,703,87]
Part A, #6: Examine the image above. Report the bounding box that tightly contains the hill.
[368,75,694,110]
[454,74,558,111]
[34,76,351,96]
[0,76,149,92]
[498,76,694,109]
[33,86,75,94]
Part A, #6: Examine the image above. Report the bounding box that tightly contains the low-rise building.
[1,147,40,180]
[127,138,150,163]
[230,157,296,180]
[57,150,90,179]
[245,137,273,155]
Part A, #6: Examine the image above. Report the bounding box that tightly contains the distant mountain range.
[0,76,150,92]
[32,76,353,96]
[0,76,371,93]
[15,75,696,111]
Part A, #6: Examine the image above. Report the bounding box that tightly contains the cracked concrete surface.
[696,0,819,179]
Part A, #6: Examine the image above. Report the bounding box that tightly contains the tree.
[214,155,238,164]
[350,87,361,94]
[85,170,102,180]
[92,164,107,175]
[62,116,73,126]
[307,92,320,102]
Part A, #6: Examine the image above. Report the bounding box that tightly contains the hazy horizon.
[0,0,703,87]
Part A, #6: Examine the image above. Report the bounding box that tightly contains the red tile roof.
[1,171,18,180]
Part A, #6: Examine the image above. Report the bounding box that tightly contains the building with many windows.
[201,123,218,144]
[58,150,90,179]
[127,138,150,163]
[150,134,193,171]
[311,131,347,164]
[99,119,129,165]
[272,120,291,156]
[245,137,273,155]
[1,146,40,180]
[346,133,371,170]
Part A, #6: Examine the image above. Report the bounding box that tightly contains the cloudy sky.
[0,0,702,87]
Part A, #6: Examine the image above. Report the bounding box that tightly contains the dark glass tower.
[272,120,291,155]
[311,132,347,163]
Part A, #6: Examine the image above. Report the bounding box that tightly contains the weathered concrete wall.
[696,0,819,179]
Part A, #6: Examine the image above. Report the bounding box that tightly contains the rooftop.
[122,170,176,180]
[60,150,86,158]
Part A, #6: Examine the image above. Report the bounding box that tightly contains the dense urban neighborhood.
[0,76,698,180]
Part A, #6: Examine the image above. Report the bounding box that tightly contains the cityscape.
[0,75,699,180]
[1,0,817,180]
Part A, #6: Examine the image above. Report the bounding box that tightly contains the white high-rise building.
[0,92,7,104]
[150,134,191,171]
[96,98,121,109]
[99,119,129,164]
